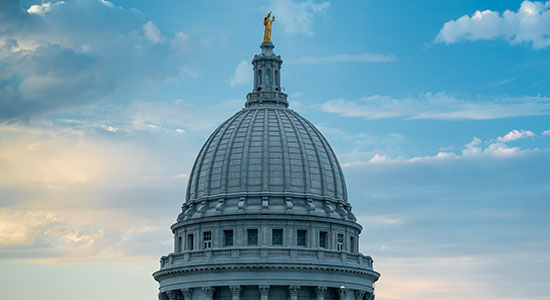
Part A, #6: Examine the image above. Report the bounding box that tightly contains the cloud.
[435,1,550,49]
[98,0,114,8]
[0,3,212,121]
[269,0,330,35]
[289,53,398,64]
[342,131,539,168]
[229,60,252,87]
[497,129,535,142]
[321,93,550,120]
[543,129,550,135]
[27,1,64,15]
[143,21,166,44]
[170,32,190,54]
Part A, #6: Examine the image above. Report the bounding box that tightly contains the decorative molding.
[288,285,300,296]
[154,263,380,283]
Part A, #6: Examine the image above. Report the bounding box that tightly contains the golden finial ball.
[340,286,345,290]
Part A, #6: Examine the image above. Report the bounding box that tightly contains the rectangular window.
[297,230,307,247]
[178,236,182,252]
[319,231,327,248]
[337,233,344,251]
[350,236,355,253]
[247,229,258,246]
[203,231,212,249]
[272,229,283,246]
[186,234,194,250]
[224,230,234,246]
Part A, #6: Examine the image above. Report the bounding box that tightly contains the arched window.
[275,70,278,86]
[258,70,262,85]
[266,69,271,85]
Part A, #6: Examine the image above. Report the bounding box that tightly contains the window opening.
[247,229,258,246]
[297,230,307,247]
[319,231,328,248]
[203,231,212,249]
[266,69,272,85]
[186,234,194,250]
[272,229,283,246]
[224,230,234,246]
[337,233,344,251]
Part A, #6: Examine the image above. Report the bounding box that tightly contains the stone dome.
[186,105,348,204]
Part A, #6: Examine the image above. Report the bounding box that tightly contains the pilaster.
[181,288,193,300]
[315,286,327,300]
[354,290,366,300]
[202,286,215,300]
[259,285,270,300]
[288,285,300,300]
[230,285,242,300]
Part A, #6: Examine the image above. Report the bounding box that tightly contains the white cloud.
[542,129,550,135]
[270,0,330,35]
[229,60,252,87]
[345,133,535,167]
[289,53,397,64]
[435,1,550,49]
[170,32,190,54]
[321,93,550,120]
[27,1,64,15]
[99,0,114,8]
[497,129,535,142]
[143,21,166,44]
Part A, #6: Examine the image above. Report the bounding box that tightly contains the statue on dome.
[263,12,275,43]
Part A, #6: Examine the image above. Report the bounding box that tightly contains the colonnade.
[159,285,374,300]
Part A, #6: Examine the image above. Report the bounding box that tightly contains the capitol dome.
[154,23,379,300]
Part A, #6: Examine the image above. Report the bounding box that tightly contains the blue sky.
[0,0,549,299]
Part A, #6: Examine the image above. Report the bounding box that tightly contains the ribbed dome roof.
[186,105,347,203]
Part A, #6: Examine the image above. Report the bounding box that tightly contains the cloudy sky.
[1,0,549,299]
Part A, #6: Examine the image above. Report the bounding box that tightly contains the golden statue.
[263,12,275,43]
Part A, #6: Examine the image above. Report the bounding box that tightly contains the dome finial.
[263,12,275,43]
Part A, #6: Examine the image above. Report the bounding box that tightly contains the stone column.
[167,290,179,300]
[314,286,327,300]
[230,285,242,300]
[202,286,215,300]
[181,288,193,300]
[158,292,168,300]
[354,290,366,300]
[259,285,270,300]
[288,285,300,300]
[338,287,346,300]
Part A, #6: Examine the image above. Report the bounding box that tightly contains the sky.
[0,0,549,299]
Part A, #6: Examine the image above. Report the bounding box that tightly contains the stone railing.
[160,247,373,270]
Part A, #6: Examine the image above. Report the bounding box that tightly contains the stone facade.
[153,41,380,300]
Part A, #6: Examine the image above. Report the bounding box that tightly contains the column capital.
[315,286,327,297]
[167,290,179,300]
[367,292,375,300]
[354,290,366,299]
[259,285,270,296]
[288,285,300,296]
[230,285,242,296]
[158,292,169,300]
[181,288,193,300]
[202,286,215,296]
